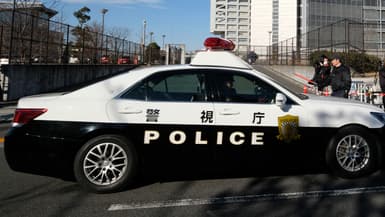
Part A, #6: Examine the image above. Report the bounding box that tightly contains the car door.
[209,70,308,170]
[106,69,216,170]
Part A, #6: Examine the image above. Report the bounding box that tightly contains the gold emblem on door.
[277,115,301,143]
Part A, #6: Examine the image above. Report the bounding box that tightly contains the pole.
[142,20,147,63]
[162,34,165,50]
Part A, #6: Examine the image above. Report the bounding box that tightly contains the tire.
[74,135,138,193]
[326,126,379,179]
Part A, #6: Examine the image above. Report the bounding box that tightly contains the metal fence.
[1,10,143,64]
[250,19,385,66]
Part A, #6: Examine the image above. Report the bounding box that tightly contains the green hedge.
[309,51,381,74]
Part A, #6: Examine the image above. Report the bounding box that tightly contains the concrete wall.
[1,64,137,101]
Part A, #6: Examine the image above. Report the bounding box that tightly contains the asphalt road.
[2,66,385,217]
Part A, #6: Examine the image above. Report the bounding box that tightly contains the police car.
[4,38,385,193]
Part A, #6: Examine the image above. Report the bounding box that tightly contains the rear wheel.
[74,135,138,193]
[326,126,379,178]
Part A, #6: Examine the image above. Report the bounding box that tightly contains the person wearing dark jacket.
[379,62,385,109]
[310,55,331,92]
[330,54,352,98]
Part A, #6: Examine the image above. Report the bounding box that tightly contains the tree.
[145,42,160,64]
[73,6,90,29]
[71,6,93,63]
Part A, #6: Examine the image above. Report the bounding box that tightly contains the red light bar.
[204,37,235,51]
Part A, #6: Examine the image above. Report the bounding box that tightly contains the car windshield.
[254,71,309,100]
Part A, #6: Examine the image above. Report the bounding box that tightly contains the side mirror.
[275,93,287,108]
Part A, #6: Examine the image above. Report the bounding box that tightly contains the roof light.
[204,37,235,51]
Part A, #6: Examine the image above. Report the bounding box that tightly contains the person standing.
[379,61,385,109]
[330,54,352,98]
[310,54,331,94]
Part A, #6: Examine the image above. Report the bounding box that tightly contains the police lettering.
[144,130,264,146]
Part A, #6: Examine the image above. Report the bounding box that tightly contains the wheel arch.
[329,123,383,173]
[80,128,140,153]
[71,127,143,169]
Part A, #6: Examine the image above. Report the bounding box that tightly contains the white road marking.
[108,186,385,211]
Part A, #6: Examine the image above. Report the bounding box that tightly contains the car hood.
[303,94,382,111]
[299,94,384,128]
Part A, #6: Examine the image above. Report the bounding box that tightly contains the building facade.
[250,0,297,47]
[210,0,298,55]
[303,0,363,34]
[363,0,385,51]
[211,0,385,57]
[210,0,251,54]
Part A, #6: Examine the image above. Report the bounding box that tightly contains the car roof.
[190,50,252,69]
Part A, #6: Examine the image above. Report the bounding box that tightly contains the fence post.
[114,37,118,63]
[99,33,103,62]
[94,32,98,64]
[9,1,16,64]
[81,28,85,64]
[0,26,3,58]
[362,23,365,52]
[331,23,334,53]
[45,19,50,64]
[344,20,347,53]
[105,35,108,57]
[128,41,131,59]
[317,28,320,51]
[122,39,125,57]
[286,40,289,65]
[347,22,350,53]
[292,39,295,65]
[280,41,283,64]
[65,25,69,64]
[28,16,34,64]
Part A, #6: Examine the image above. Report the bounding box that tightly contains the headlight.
[370,112,385,123]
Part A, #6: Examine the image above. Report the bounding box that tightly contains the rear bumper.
[4,125,80,178]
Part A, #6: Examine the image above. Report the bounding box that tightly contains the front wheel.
[74,135,138,193]
[326,126,379,178]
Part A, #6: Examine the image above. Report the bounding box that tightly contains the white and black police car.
[5,38,385,193]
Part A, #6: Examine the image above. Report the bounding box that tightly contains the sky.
[48,0,213,51]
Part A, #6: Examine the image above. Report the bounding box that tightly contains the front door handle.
[219,109,240,115]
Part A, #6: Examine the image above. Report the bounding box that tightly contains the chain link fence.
[1,10,143,65]
[250,19,385,66]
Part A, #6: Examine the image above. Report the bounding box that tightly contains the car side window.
[122,71,207,102]
[216,72,278,104]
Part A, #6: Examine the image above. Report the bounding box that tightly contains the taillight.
[12,108,48,126]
